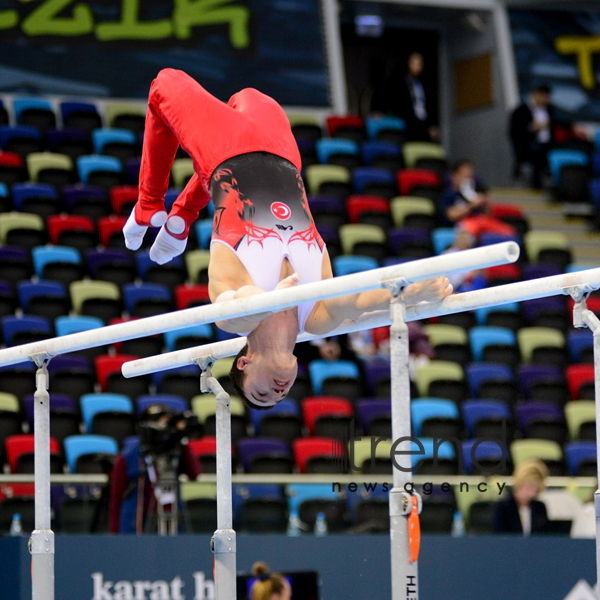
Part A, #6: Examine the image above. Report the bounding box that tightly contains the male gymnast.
[123,69,452,410]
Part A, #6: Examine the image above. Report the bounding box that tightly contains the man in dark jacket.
[509,84,554,189]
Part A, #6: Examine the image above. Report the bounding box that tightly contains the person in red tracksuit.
[124,69,452,410]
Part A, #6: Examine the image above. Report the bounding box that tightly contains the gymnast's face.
[237,351,298,408]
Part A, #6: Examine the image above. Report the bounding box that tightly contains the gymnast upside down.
[123,69,453,410]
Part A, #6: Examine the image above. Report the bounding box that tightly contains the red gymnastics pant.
[128,68,302,247]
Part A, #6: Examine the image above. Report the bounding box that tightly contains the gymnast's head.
[229,342,297,410]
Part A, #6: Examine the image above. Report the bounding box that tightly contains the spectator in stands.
[109,404,201,534]
[250,561,291,600]
[440,160,516,241]
[509,84,555,189]
[493,459,549,535]
[397,52,440,142]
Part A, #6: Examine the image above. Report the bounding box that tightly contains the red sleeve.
[109,455,129,534]
[168,172,211,237]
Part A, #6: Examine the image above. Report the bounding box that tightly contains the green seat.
[304,164,351,195]
[26,153,73,182]
[0,392,19,412]
[517,327,565,363]
[69,280,120,314]
[105,102,146,127]
[211,357,235,381]
[564,401,596,439]
[524,231,570,262]
[510,439,563,467]
[422,324,468,347]
[454,482,501,521]
[338,223,386,255]
[184,250,211,283]
[171,158,195,188]
[390,196,435,227]
[180,482,217,501]
[415,360,464,397]
[348,437,392,473]
[402,142,446,168]
[191,394,245,423]
[286,113,322,129]
[0,212,44,243]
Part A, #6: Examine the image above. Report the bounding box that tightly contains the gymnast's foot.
[123,208,167,251]
[149,215,188,264]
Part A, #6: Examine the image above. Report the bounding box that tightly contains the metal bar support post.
[197,358,236,600]
[30,354,54,600]
[386,279,421,600]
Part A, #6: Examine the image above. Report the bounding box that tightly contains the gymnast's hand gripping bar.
[0,242,519,368]
[121,266,600,377]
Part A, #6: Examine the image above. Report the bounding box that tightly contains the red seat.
[372,326,390,349]
[565,364,595,399]
[175,284,211,310]
[98,215,127,247]
[491,204,525,219]
[110,186,138,216]
[292,437,341,474]
[0,483,35,500]
[302,397,353,435]
[396,169,440,196]
[95,354,139,392]
[188,436,234,457]
[486,264,521,284]
[0,152,23,168]
[346,195,390,224]
[568,295,600,318]
[326,115,365,138]
[47,214,95,245]
[6,434,60,474]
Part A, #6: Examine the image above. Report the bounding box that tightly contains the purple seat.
[308,195,345,214]
[236,438,291,473]
[314,225,340,245]
[47,128,92,153]
[515,402,564,435]
[85,248,134,278]
[521,297,567,324]
[0,246,29,263]
[22,393,77,427]
[363,361,391,395]
[517,364,564,397]
[522,264,562,280]
[387,228,431,254]
[461,399,510,437]
[47,356,92,378]
[125,157,141,185]
[356,399,391,431]
[62,184,108,212]
[465,363,513,397]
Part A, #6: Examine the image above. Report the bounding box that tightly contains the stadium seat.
[137,394,188,416]
[153,365,200,400]
[92,128,138,161]
[195,219,213,250]
[32,247,81,285]
[164,324,214,351]
[79,393,135,446]
[365,115,406,141]
[308,195,346,229]
[465,363,513,398]
[461,440,506,476]
[0,151,25,187]
[0,394,24,465]
[414,360,465,398]
[171,158,194,188]
[286,483,347,531]
[567,330,594,364]
[387,228,432,260]
[95,354,150,398]
[122,283,173,317]
[352,167,397,198]
[515,402,566,443]
[402,142,446,168]
[2,315,51,346]
[6,434,62,474]
[48,214,96,251]
[175,284,211,309]
[301,397,353,436]
[26,153,74,188]
[0,125,44,156]
[287,113,323,144]
[187,436,219,473]
[63,184,110,219]
[332,255,378,277]
[0,361,37,399]
[63,434,118,474]
[397,169,441,196]
[564,401,595,440]
[185,250,211,284]
[565,364,596,400]
[235,484,288,533]
[60,102,102,131]
[361,140,403,172]
[70,280,121,322]
[524,230,570,263]
[346,195,390,225]
[547,149,588,185]
[110,185,139,216]
[77,155,123,188]
[304,164,352,197]
[564,441,597,476]
[0,212,45,249]
[326,115,365,142]
[315,138,360,169]
[411,398,459,437]
[461,400,511,438]
[355,399,391,433]
[338,223,386,256]
[12,182,61,219]
[517,327,565,363]
[390,196,436,230]
[13,97,56,133]
[485,264,521,287]
[47,129,93,162]
[293,437,341,474]
[510,438,565,475]
[17,281,69,323]
[98,215,128,248]
[105,102,146,134]
[47,356,95,399]
[469,326,517,364]
[86,248,136,286]
[237,437,293,473]
[137,251,187,288]
[308,360,361,397]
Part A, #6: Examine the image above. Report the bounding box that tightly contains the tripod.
[145,451,181,536]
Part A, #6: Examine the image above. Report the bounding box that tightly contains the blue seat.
[308,360,361,395]
[475,302,519,325]
[547,149,588,185]
[12,183,58,211]
[352,167,395,194]
[465,363,513,397]
[63,434,119,473]
[164,325,214,352]
[469,326,517,362]
[237,438,291,473]
[2,315,51,346]
[164,188,182,212]
[286,483,342,516]
[55,315,103,337]
[32,246,81,278]
[590,178,600,211]
[248,399,300,433]
[315,138,359,164]
[567,329,594,363]
[461,399,510,438]
[152,365,198,391]
[479,232,520,246]
[137,394,188,415]
[431,228,455,255]
[412,437,456,469]
[566,262,596,274]
[195,219,213,249]
[564,441,597,476]
[80,393,133,432]
[0,125,41,150]
[332,255,378,276]
[0,182,7,198]
[232,483,284,522]
[135,250,184,280]
[92,128,137,155]
[365,116,406,140]
[17,281,67,312]
[77,155,122,184]
[122,283,172,314]
[411,398,459,436]
[60,101,101,125]
[13,98,53,124]
[461,439,505,474]
[361,141,401,166]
